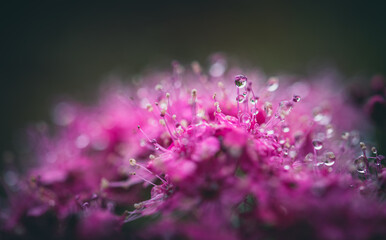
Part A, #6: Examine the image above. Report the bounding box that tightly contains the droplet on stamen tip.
[312,140,323,150]
[324,152,336,166]
[234,75,248,88]
[354,156,366,174]
[91,193,98,200]
[240,113,251,124]
[292,95,301,103]
[371,147,377,155]
[326,125,334,138]
[281,125,290,133]
[267,77,279,92]
[266,129,275,135]
[264,102,273,117]
[341,132,350,140]
[236,95,246,103]
[283,148,289,156]
[250,96,259,105]
[82,202,90,209]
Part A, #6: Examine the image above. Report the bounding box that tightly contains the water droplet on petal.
[242,91,247,96]
[236,95,246,103]
[267,77,279,92]
[292,95,301,102]
[312,140,323,150]
[234,75,248,88]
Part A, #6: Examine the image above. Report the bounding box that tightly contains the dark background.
[1,1,386,168]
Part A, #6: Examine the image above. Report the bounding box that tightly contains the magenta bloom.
[1,58,385,240]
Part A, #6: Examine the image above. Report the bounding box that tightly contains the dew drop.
[234,75,248,88]
[326,125,334,138]
[267,77,279,92]
[91,193,98,200]
[350,131,360,146]
[292,95,301,102]
[341,132,350,140]
[371,147,377,155]
[305,153,314,162]
[312,140,323,150]
[264,102,273,117]
[312,107,331,125]
[266,129,275,135]
[283,148,289,156]
[279,101,293,115]
[354,156,366,174]
[140,139,146,147]
[324,152,336,166]
[281,124,290,133]
[242,91,247,96]
[82,202,90,209]
[236,95,246,103]
[240,113,251,124]
[250,96,259,105]
[288,148,297,158]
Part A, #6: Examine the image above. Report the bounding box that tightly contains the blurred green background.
[1,1,386,165]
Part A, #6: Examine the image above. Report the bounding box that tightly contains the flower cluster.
[1,57,386,240]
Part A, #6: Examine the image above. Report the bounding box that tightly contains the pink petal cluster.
[1,57,385,240]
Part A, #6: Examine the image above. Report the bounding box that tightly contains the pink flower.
[1,57,385,240]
